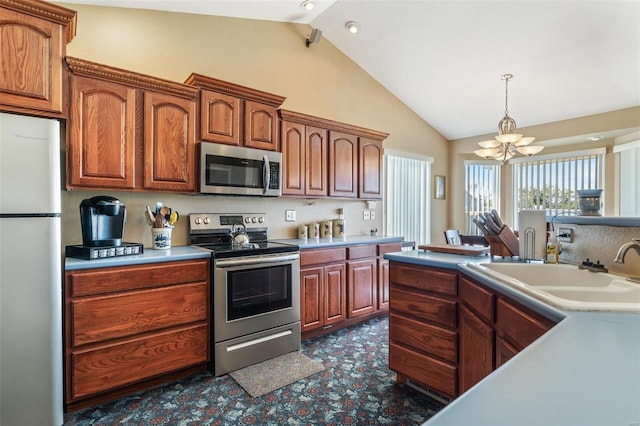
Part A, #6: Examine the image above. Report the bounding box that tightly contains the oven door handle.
[215,253,299,268]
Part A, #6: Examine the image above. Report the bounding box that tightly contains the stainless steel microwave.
[199,143,282,196]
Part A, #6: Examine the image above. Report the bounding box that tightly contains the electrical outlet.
[557,227,573,242]
[370,210,376,220]
[363,210,371,220]
[285,210,296,222]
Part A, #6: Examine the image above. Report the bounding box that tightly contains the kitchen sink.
[467,263,640,312]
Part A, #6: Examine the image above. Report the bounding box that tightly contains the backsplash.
[61,191,385,248]
[558,224,640,278]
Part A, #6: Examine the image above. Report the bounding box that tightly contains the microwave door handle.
[262,155,270,194]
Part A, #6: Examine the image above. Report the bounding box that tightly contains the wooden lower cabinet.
[388,261,559,401]
[300,242,399,339]
[389,262,459,400]
[64,259,210,411]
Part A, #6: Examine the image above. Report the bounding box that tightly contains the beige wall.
[58,3,449,246]
[448,107,640,233]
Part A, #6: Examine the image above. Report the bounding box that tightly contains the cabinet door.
[301,267,324,332]
[199,90,241,145]
[0,9,64,114]
[495,336,518,368]
[348,258,377,317]
[359,137,383,199]
[244,100,279,151]
[378,258,390,310]
[324,263,346,325]
[329,131,357,197]
[143,91,196,192]
[67,76,136,189]
[306,126,328,196]
[281,120,306,195]
[458,305,494,394]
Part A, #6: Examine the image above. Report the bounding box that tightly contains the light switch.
[285,210,296,222]
[363,210,371,220]
[370,211,376,220]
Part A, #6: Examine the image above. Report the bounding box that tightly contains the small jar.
[321,220,333,238]
[333,218,345,238]
[297,225,308,239]
[309,222,320,238]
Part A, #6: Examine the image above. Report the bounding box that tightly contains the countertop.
[65,245,211,271]
[274,234,404,249]
[384,250,640,426]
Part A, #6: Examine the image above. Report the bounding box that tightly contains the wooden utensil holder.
[484,225,520,257]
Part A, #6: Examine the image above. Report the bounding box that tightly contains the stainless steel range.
[189,213,300,376]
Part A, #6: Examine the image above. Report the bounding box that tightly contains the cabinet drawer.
[390,287,456,328]
[459,276,494,324]
[72,282,208,346]
[69,324,207,400]
[389,314,456,363]
[389,263,457,297]
[496,298,554,350]
[67,259,209,296]
[377,242,402,256]
[389,342,457,398]
[300,248,345,266]
[347,244,376,260]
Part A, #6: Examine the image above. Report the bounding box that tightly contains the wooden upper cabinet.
[281,119,328,196]
[0,0,76,116]
[66,57,199,193]
[67,75,136,189]
[199,90,241,145]
[329,131,358,198]
[359,137,383,199]
[143,91,196,191]
[281,121,306,195]
[245,100,279,151]
[185,73,285,151]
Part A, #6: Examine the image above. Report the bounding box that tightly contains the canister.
[297,224,308,239]
[321,220,333,238]
[333,218,345,237]
[309,222,320,238]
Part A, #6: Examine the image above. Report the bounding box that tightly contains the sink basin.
[477,263,616,287]
[468,263,640,312]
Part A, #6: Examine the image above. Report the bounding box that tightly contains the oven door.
[213,252,300,342]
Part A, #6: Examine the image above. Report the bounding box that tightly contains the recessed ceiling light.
[589,136,602,141]
[301,0,314,10]
[345,21,360,34]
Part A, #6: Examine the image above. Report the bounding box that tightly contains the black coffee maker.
[80,196,126,247]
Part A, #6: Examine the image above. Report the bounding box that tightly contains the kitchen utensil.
[145,206,156,226]
[155,212,165,228]
[483,212,502,234]
[169,210,179,225]
[473,217,491,236]
[490,209,504,227]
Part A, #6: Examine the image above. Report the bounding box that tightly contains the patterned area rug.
[229,351,324,398]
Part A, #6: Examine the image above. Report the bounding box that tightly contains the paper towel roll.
[518,210,547,260]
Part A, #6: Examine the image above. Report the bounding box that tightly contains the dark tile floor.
[64,316,444,425]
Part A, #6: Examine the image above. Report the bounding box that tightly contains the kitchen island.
[385,250,640,426]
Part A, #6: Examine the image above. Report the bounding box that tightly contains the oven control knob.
[195,217,201,225]
[258,216,264,223]
[252,217,258,223]
[203,217,210,225]
[244,217,251,224]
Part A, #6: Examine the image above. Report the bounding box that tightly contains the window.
[511,148,605,226]
[464,161,501,235]
[614,140,640,216]
[384,151,432,245]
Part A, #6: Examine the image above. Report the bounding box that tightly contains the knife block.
[484,225,520,257]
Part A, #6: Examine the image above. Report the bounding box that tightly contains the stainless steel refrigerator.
[0,112,63,425]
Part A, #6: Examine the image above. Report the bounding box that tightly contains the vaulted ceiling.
[60,0,640,141]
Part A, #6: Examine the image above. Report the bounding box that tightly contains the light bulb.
[345,21,360,34]
[301,0,314,10]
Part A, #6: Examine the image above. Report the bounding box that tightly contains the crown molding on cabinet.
[184,73,285,107]
[0,0,77,41]
[279,109,389,141]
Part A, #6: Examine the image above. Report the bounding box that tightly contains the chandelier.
[474,74,544,161]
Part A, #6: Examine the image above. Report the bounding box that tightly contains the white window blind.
[511,149,605,225]
[384,152,432,245]
[614,140,640,216]
[464,161,501,235]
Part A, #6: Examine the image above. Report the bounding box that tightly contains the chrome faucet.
[614,238,640,264]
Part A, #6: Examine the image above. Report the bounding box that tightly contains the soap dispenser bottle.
[546,231,559,264]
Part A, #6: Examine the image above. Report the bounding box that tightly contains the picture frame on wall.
[434,175,446,200]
